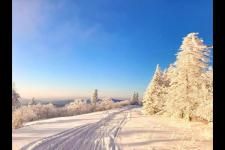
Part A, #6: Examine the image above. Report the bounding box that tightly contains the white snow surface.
[13,105,212,150]
[12,106,135,150]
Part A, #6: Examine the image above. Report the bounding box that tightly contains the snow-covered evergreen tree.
[130,92,138,104]
[164,33,211,120]
[92,89,98,106]
[142,64,164,114]
[136,92,139,101]
[193,67,213,121]
[12,83,21,110]
[199,67,213,101]
[155,66,175,114]
[28,97,37,105]
[159,64,177,114]
[163,64,177,87]
[131,92,135,102]
[135,92,141,105]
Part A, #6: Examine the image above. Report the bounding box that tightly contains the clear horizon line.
[20,96,131,100]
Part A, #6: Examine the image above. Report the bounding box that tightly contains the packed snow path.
[20,106,134,150]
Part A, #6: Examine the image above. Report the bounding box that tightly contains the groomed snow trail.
[20,106,134,150]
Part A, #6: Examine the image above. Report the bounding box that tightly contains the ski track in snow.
[20,106,133,150]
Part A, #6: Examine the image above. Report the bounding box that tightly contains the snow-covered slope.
[12,106,212,150]
[12,106,134,150]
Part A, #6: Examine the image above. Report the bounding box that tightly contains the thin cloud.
[12,0,112,55]
[13,0,47,38]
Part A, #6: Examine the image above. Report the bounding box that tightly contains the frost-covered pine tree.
[142,64,163,115]
[159,64,177,113]
[130,92,137,105]
[155,66,176,114]
[28,97,37,105]
[135,92,140,105]
[12,83,21,110]
[92,89,98,106]
[193,66,213,122]
[163,64,177,87]
[135,92,139,101]
[198,67,213,101]
[164,33,211,120]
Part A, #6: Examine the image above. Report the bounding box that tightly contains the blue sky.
[13,0,213,99]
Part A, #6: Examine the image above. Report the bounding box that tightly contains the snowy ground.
[12,106,212,150]
[12,105,135,150]
[116,107,212,150]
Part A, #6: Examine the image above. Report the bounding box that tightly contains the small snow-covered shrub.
[12,109,23,129]
[96,100,114,111]
[120,100,131,106]
[12,103,60,129]
[95,100,130,111]
[65,103,96,115]
[66,102,96,115]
